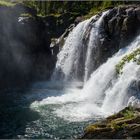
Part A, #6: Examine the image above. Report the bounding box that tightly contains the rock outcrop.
[82,107,140,139]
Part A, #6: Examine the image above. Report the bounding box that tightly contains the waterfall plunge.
[52,11,108,81]
[31,11,140,122]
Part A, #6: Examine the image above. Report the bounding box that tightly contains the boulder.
[81,107,140,139]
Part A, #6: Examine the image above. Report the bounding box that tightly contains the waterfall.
[84,11,107,81]
[52,11,108,81]
[31,11,140,122]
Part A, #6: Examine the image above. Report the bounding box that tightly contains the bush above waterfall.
[116,47,140,74]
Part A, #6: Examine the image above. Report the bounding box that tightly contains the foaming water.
[102,62,140,113]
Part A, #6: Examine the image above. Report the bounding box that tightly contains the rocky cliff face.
[0,4,52,88]
[0,4,78,88]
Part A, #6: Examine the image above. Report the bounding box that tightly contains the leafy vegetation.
[0,0,15,7]
[85,1,126,19]
[116,47,140,74]
[109,107,135,130]
[20,13,33,17]
[23,1,127,18]
[84,107,138,139]
[1,0,138,17]
[121,107,134,119]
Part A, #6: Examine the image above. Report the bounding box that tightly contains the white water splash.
[31,12,140,122]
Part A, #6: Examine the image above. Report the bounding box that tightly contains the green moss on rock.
[82,107,140,139]
[116,47,140,74]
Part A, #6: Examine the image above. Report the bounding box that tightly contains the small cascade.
[84,11,108,81]
[52,11,108,81]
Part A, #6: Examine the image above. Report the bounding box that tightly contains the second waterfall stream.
[31,11,140,122]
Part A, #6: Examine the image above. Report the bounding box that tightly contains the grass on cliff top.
[84,1,125,19]
[0,0,16,7]
[37,13,61,18]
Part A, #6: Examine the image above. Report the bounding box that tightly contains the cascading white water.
[84,11,108,81]
[31,11,140,122]
[51,17,93,81]
[52,11,108,81]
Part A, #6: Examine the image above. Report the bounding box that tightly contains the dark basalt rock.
[42,12,80,38]
[95,5,140,72]
[85,5,140,76]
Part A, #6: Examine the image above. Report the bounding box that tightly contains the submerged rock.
[82,107,140,139]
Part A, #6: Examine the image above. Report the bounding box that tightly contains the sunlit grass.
[0,0,16,7]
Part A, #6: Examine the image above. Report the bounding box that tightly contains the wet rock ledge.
[82,107,140,139]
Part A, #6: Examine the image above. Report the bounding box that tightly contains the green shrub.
[122,108,134,119]
[116,48,140,74]
[0,0,15,7]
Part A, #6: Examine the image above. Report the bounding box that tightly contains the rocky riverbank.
[82,107,140,139]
